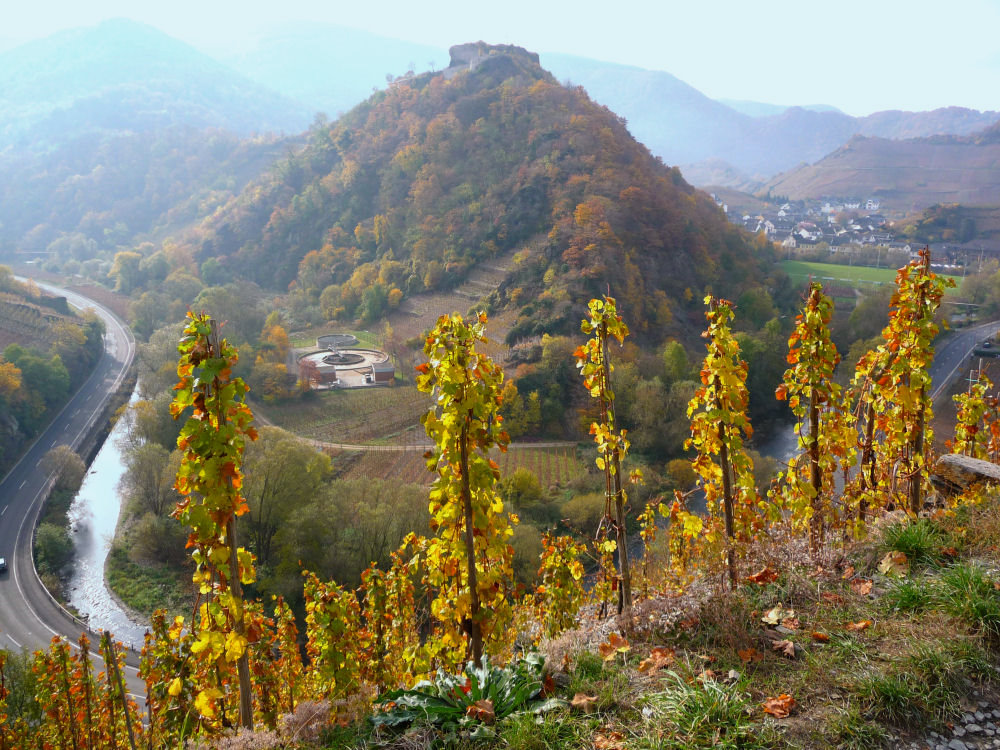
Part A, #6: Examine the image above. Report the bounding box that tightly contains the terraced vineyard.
[338,443,584,488]
[254,386,431,444]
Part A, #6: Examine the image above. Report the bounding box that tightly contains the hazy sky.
[5,0,1000,116]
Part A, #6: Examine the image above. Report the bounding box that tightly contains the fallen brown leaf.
[780,617,800,631]
[637,647,675,674]
[821,592,844,604]
[541,673,556,697]
[696,669,717,683]
[850,578,873,596]
[738,647,763,663]
[811,632,830,643]
[762,604,795,625]
[845,619,873,632]
[877,551,909,577]
[762,693,796,718]
[746,566,779,585]
[571,693,598,713]
[594,730,627,750]
[599,633,631,662]
[466,699,495,724]
[677,616,700,630]
[772,639,796,658]
[841,565,855,579]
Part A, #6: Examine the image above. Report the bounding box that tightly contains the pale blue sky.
[4,0,999,116]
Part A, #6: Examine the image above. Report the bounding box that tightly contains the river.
[66,388,148,650]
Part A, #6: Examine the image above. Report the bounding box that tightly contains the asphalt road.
[0,279,144,699]
[930,319,1000,402]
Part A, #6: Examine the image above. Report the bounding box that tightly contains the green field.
[780,260,961,289]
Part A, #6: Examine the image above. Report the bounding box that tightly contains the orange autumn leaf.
[811,632,830,643]
[841,565,855,579]
[637,647,675,674]
[762,694,796,718]
[738,647,763,663]
[599,633,631,661]
[780,617,800,631]
[594,730,627,750]
[466,699,495,724]
[845,620,873,632]
[746,566,780,585]
[850,578,873,596]
[696,669,717,683]
[821,592,844,604]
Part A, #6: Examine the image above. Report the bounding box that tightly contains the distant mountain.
[539,54,1000,182]
[220,23,448,119]
[762,123,1000,211]
[189,43,768,341]
[0,19,311,151]
[718,99,843,118]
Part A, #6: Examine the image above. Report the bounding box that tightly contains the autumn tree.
[242,426,331,570]
[40,445,86,493]
[416,312,515,668]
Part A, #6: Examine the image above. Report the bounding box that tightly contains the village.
[715,194,995,273]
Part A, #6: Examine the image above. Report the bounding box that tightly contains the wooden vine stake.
[171,312,258,730]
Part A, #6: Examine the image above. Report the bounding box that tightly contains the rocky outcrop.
[932,453,1000,495]
[448,42,539,71]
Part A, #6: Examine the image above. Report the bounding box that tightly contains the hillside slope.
[0,127,294,257]
[189,43,770,341]
[763,124,1000,210]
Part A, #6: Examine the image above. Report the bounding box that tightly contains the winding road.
[0,279,142,696]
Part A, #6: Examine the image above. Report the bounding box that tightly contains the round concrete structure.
[317,333,359,349]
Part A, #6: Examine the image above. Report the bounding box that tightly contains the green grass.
[939,562,1000,637]
[780,260,961,289]
[882,578,936,613]
[882,518,946,566]
[289,328,381,349]
[105,546,191,623]
[824,705,891,749]
[641,672,778,749]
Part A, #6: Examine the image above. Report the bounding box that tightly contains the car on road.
[0,558,7,573]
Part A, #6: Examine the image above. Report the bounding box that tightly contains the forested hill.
[189,42,772,341]
[0,18,311,151]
